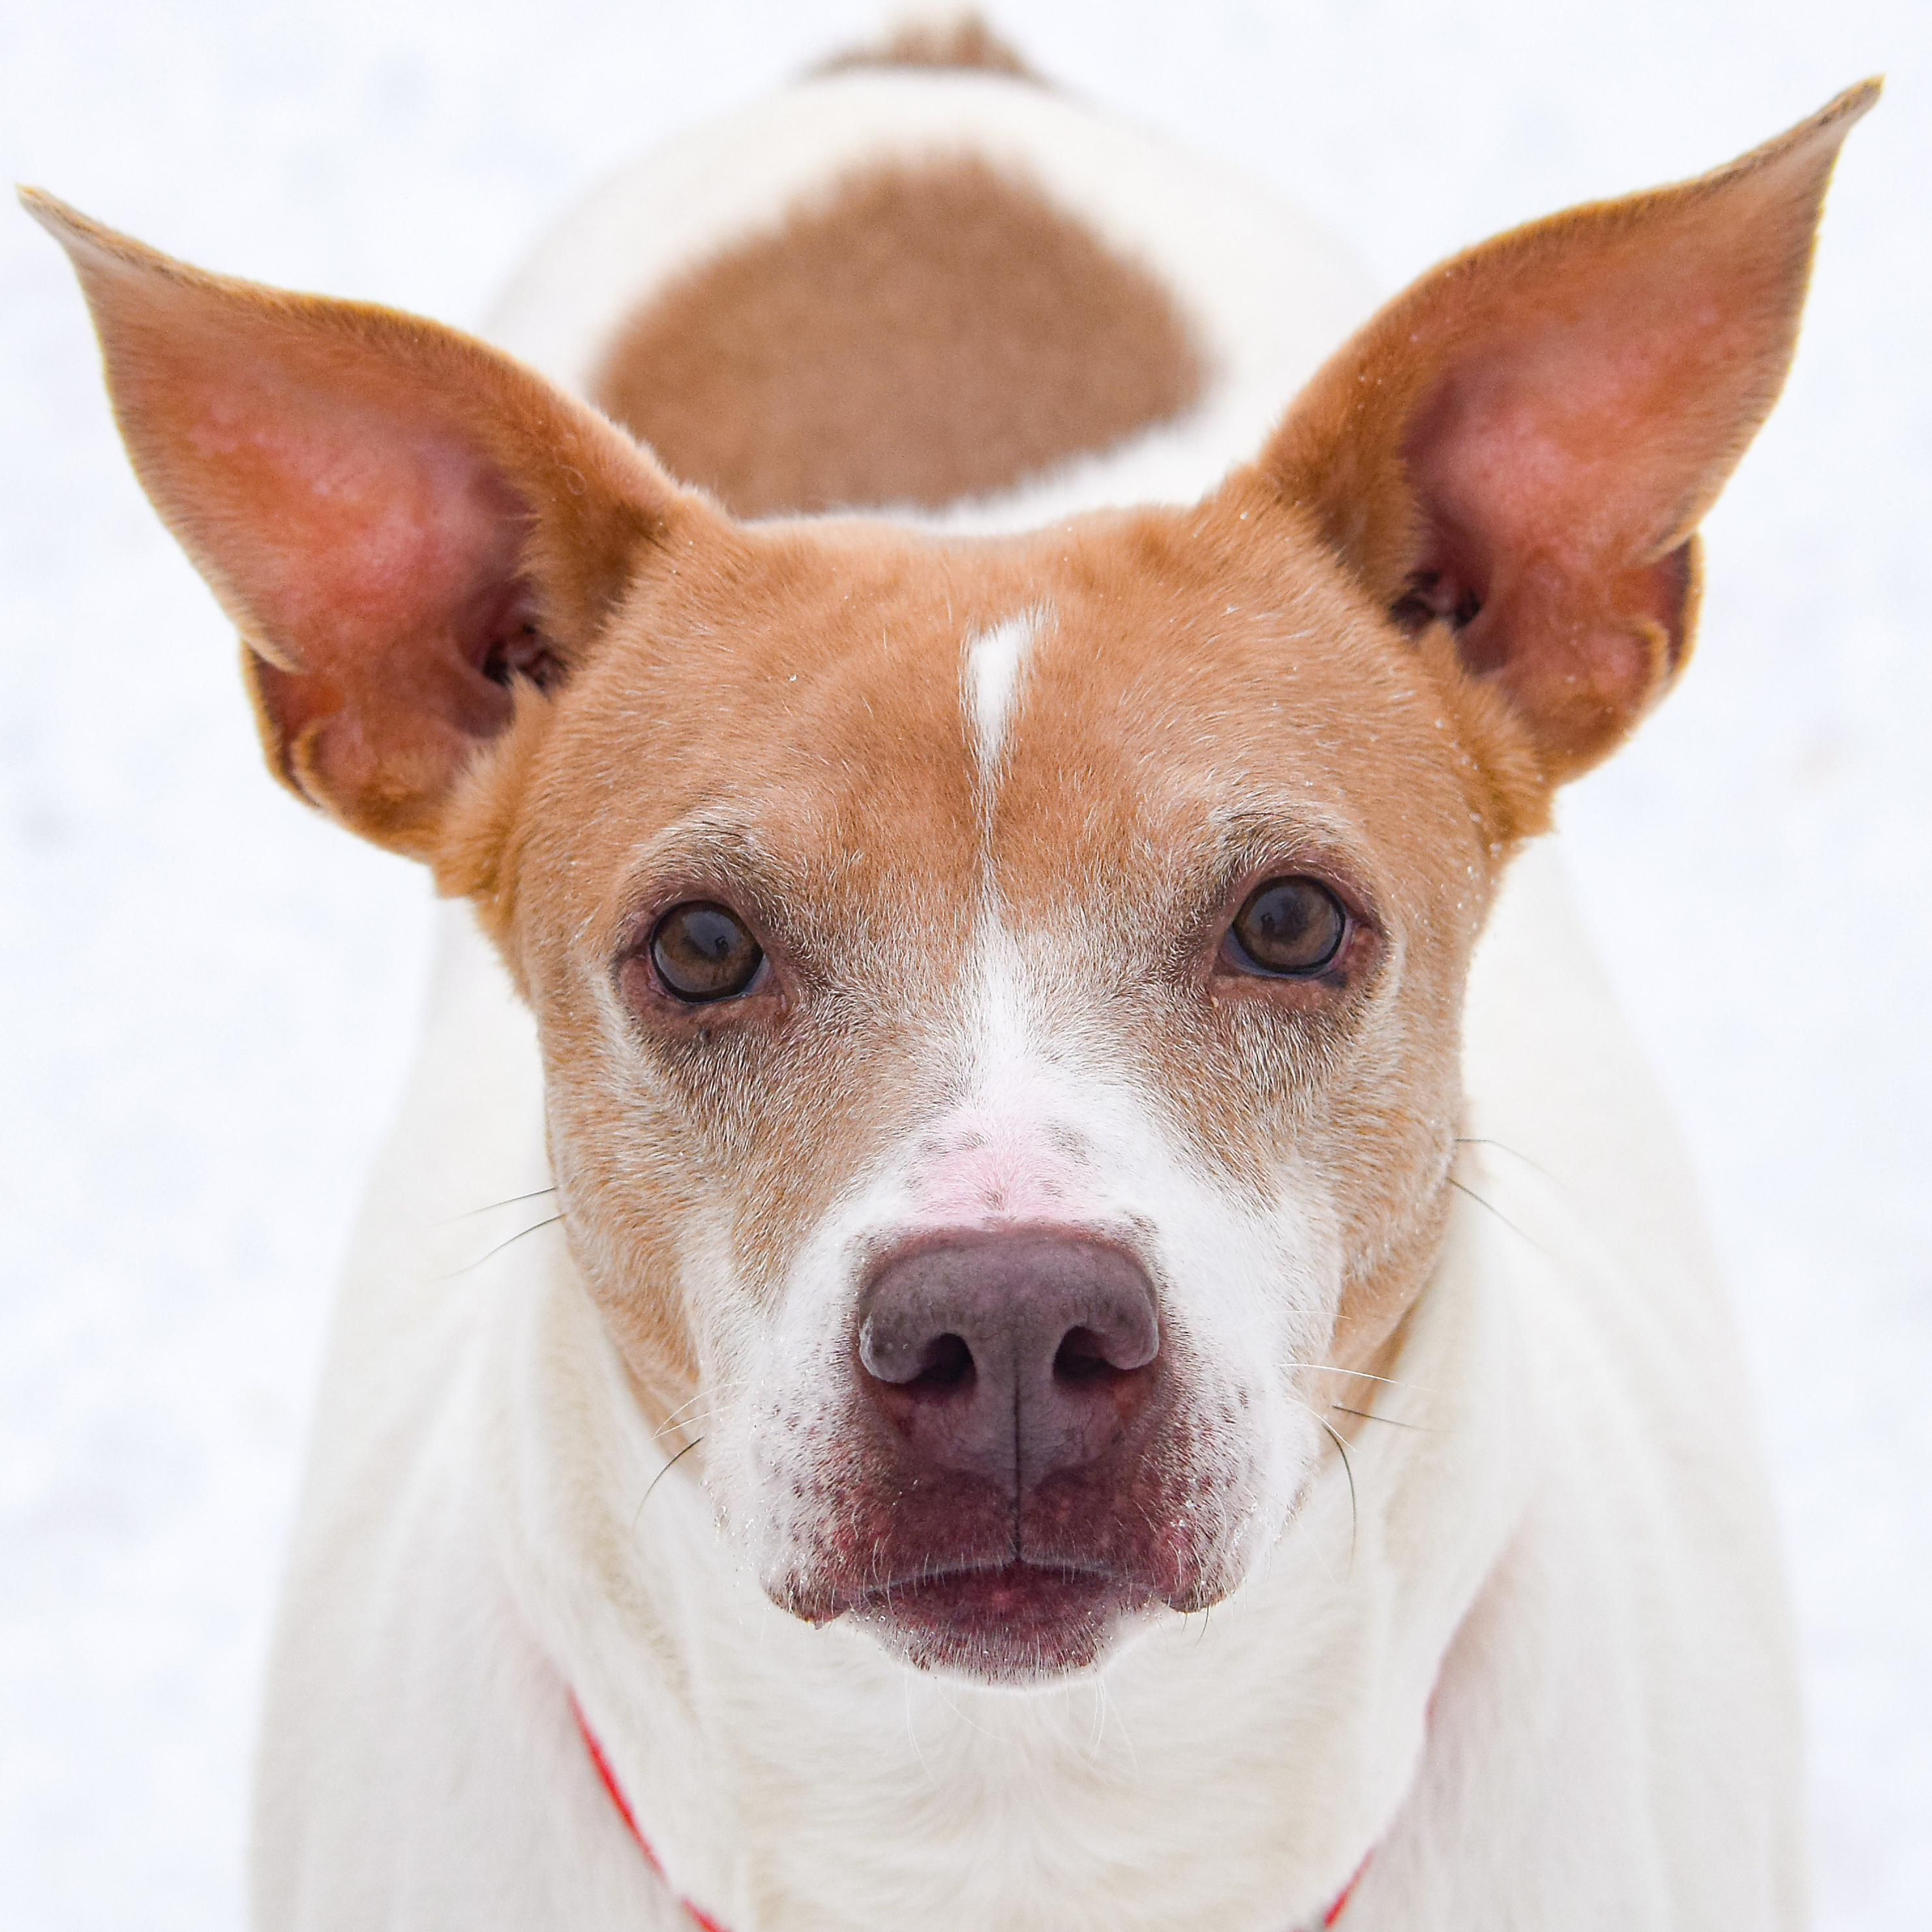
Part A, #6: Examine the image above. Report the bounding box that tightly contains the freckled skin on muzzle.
[772,1231,1250,1680]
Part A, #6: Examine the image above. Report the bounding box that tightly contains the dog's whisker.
[901,1674,939,1789]
[1330,1404,1443,1433]
[650,1379,747,1441]
[650,1408,722,1445]
[432,1213,565,1281]
[1314,1414,1359,1578]
[1278,1394,1351,1590]
[1097,1674,1140,1775]
[648,1408,732,1452]
[429,1184,558,1228]
[1287,1362,1434,1394]
[630,1436,704,1532]
[1445,1177,1550,1256]
[930,1676,996,1740]
[1453,1135,1558,1184]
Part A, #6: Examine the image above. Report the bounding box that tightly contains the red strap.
[575,1693,1364,1931]
[1323,1850,1372,1924]
[573,1697,731,1932]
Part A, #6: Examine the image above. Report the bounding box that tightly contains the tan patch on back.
[590,157,1206,517]
[814,12,1040,82]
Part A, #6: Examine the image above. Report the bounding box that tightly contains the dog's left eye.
[650,902,764,1002]
[1224,876,1348,977]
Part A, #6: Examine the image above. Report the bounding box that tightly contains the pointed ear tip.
[19,194,201,317]
[18,184,78,238]
[1839,74,1884,115]
[18,187,128,269]
[1818,75,1883,140]
[1792,76,1882,160]
[1713,77,1880,207]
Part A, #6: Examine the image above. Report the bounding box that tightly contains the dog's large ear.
[25,192,687,858]
[1251,82,1876,787]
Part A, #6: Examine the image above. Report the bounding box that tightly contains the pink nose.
[856,1234,1162,1492]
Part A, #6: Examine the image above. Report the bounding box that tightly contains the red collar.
[575,1696,1368,1930]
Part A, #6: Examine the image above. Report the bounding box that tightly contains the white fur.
[964,607,1040,782]
[252,65,1801,1932]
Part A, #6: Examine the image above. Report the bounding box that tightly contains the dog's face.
[507,503,1505,1674]
[29,80,1870,1682]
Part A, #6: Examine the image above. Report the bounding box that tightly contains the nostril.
[860,1232,1158,1419]
[1053,1326,1123,1385]
[909,1333,974,1396]
[858,1235,1164,1486]
[859,1312,977,1396]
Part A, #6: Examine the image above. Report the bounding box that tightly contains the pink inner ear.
[1251,82,1873,781]
[158,343,556,837]
[1395,249,1757,747]
[1406,259,1734,599]
[188,372,537,720]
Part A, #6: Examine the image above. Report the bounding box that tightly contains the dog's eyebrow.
[1168,803,1380,930]
[599,814,879,976]
[601,816,788,922]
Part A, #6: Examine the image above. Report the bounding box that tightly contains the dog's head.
[29,82,1871,1682]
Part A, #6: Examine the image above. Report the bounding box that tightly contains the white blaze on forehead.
[965,605,1046,779]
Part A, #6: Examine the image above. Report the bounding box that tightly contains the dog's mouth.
[843,1560,1149,1679]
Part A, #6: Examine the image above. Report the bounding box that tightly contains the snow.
[2,1,1926,1925]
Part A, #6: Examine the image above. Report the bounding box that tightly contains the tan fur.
[590,157,1205,517]
[19,190,674,857]
[27,78,1871,1408]
[814,12,1039,83]
[426,492,1487,1425]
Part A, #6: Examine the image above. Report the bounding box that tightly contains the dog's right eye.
[650,902,764,1002]
[1224,875,1348,978]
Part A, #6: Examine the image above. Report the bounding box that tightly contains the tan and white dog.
[31,24,1875,1932]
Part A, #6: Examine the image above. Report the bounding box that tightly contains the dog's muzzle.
[774,1230,1238,1680]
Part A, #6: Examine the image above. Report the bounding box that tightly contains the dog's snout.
[857,1235,1161,1488]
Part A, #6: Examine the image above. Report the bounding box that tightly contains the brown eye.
[650,902,764,1002]
[1227,877,1347,976]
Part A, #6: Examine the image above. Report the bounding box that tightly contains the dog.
[29,21,1875,1930]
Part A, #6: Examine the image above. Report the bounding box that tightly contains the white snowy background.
[2,0,1926,1925]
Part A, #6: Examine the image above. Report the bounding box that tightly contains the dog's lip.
[839,1557,1149,1633]
[777,1533,1173,1629]
[780,1497,1230,1629]
[853,1555,1115,1603]
[842,1561,1128,1653]
[841,1560,1145,1675]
